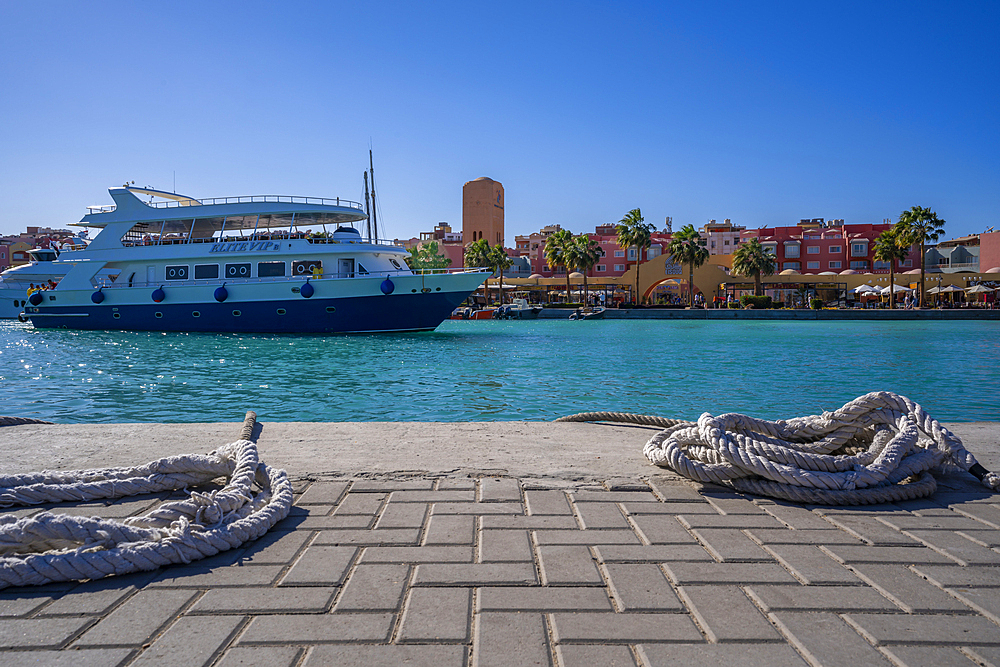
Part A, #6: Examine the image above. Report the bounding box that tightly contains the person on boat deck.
[311,264,323,280]
[26,284,38,296]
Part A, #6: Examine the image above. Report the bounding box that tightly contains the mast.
[369,149,378,242]
[363,172,371,241]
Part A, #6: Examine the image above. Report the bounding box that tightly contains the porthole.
[113,313,121,319]
[233,310,242,317]
[192,311,201,318]
[326,306,336,313]
[155,312,163,318]
[276,308,286,315]
[436,287,441,291]
[411,289,417,293]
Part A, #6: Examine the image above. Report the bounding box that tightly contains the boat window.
[194,264,220,280]
[390,259,402,270]
[357,263,369,275]
[226,263,251,278]
[165,265,189,280]
[258,261,286,278]
[291,260,322,276]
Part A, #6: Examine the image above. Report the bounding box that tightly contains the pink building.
[522,223,673,279]
[980,231,1000,273]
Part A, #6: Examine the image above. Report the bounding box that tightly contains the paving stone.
[678,514,787,529]
[350,479,434,491]
[74,589,195,647]
[592,544,712,563]
[0,595,51,617]
[297,514,373,529]
[438,477,477,490]
[946,586,1000,624]
[306,644,467,666]
[678,584,780,642]
[572,491,659,503]
[604,478,649,492]
[557,644,637,666]
[821,545,953,565]
[550,611,701,642]
[702,492,767,515]
[534,529,641,545]
[424,514,476,545]
[38,584,137,616]
[101,497,162,517]
[479,529,533,562]
[575,502,630,529]
[902,529,1000,566]
[216,646,302,667]
[129,615,244,667]
[295,481,349,505]
[621,501,719,515]
[240,529,312,564]
[389,490,476,503]
[477,586,613,611]
[332,492,386,515]
[911,564,1000,588]
[624,515,694,544]
[413,562,538,586]
[538,546,604,586]
[963,646,1000,667]
[950,503,1000,528]
[151,565,285,590]
[525,490,573,515]
[878,514,993,532]
[842,613,1000,646]
[478,477,522,503]
[880,645,978,667]
[375,501,428,528]
[812,503,905,515]
[3,649,134,667]
[0,616,94,649]
[958,530,1000,548]
[637,643,808,667]
[473,612,548,667]
[334,563,409,611]
[360,546,473,563]
[434,502,523,515]
[645,479,710,502]
[745,528,864,545]
[746,584,897,612]
[603,563,683,611]
[278,546,356,586]
[764,544,861,585]
[397,587,471,642]
[237,613,395,644]
[481,515,580,529]
[770,611,892,666]
[663,562,798,585]
[692,528,772,562]
[825,516,921,546]
[189,587,337,614]
[762,503,837,530]
[311,528,420,546]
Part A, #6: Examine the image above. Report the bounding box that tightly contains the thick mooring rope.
[0,411,292,589]
[0,416,54,427]
[557,392,999,505]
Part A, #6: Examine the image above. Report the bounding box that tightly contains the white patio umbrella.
[939,285,965,293]
[965,284,994,294]
[879,284,911,295]
[925,286,942,294]
[850,285,876,294]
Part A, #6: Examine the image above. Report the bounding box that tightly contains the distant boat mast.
[369,149,378,242]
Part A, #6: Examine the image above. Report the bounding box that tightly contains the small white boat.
[568,306,606,320]
[494,298,541,320]
[1,244,103,319]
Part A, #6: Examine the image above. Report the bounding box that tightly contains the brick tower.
[462,177,504,248]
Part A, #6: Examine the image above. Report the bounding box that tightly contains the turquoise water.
[1,319,998,423]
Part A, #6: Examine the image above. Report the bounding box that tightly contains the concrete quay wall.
[537,308,1000,320]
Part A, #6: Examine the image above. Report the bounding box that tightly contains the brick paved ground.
[2,473,1000,666]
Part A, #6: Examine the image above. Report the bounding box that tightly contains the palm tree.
[873,228,910,310]
[666,224,710,307]
[543,229,574,304]
[406,240,452,274]
[731,238,777,297]
[487,244,513,305]
[616,209,654,305]
[567,235,603,307]
[464,238,492,301]
[895,206,945,308]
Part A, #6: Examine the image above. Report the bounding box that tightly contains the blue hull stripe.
[27,292,470,333]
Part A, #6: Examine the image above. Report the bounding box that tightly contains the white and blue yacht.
[22,186,487,333]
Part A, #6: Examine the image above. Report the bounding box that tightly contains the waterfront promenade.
[1,420,999,666]
[537,307,1000,320]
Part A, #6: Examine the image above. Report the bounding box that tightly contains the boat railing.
[119,233,407,249]
[143,195,366,210]
[95,267,487,289]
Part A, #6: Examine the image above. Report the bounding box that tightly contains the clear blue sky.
[2,1,997,242]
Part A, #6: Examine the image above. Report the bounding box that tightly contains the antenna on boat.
[369,149,378,243]
[363,172,372,241]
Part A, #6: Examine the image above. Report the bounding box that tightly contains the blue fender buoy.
[300,280,314,298]
[91,290,105,304]
[152,286,165,303]
[214,283,228,303]
[28,292,43,306]
[380,278,395,295]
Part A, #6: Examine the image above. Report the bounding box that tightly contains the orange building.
[463,177,504,247]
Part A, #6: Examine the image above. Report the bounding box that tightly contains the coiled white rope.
[557,392,999,505]
[0,412,292,589]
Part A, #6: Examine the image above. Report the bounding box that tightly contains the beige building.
[463,177,504,247]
